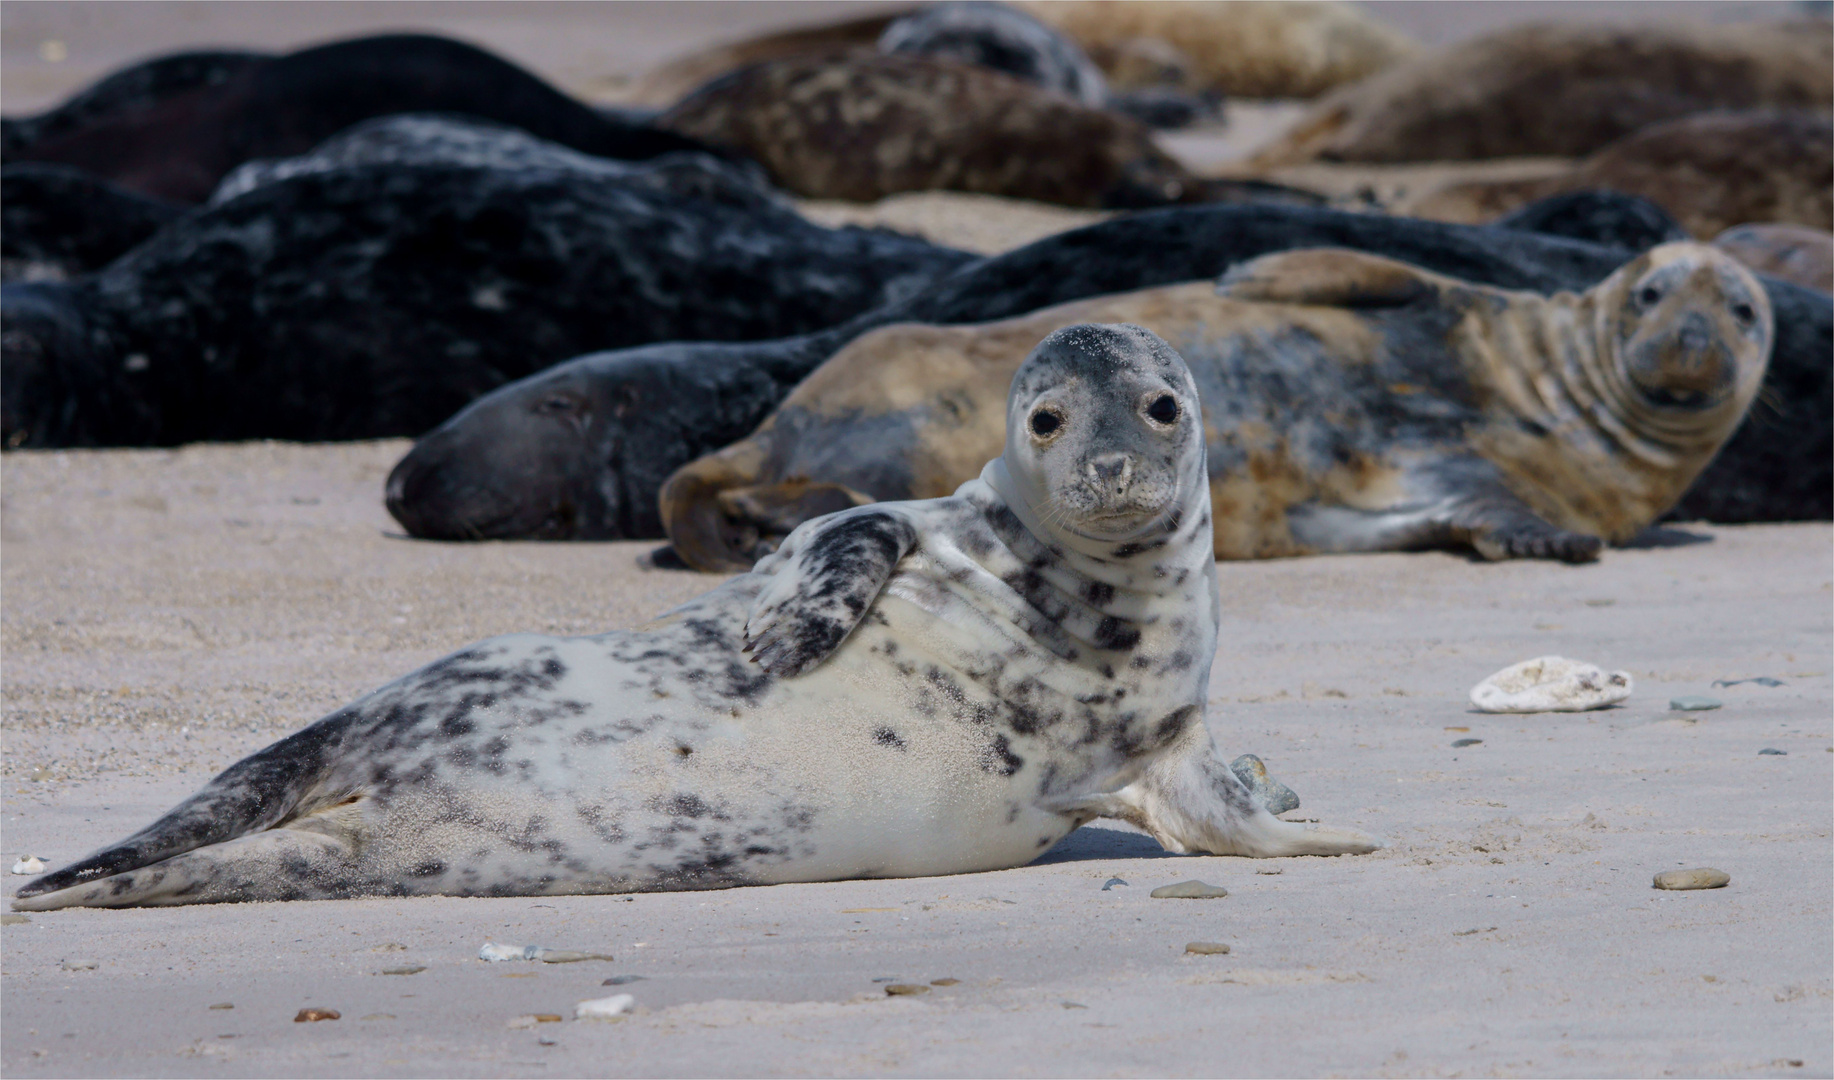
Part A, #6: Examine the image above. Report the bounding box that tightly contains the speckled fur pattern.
[12,325,1379,910]
[662,243,1774,569]
[1,34,710,203]
[386,204,1832,542]
[878,2,1110,107]
[658,51,1203,209]
[0,135,974,448]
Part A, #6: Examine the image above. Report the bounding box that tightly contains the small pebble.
[11,856,47,875]
[930,978,960,986]
[1758,748,1787,756]
[208,1003,234,1011]
[60,959,98,971]
[1,914,30,925]
[537,1037,558,1047]
[575,994,634,1020]
[294,1008,340,1022]
[479,942,533,962]
[1669,696,1722,712]
[359,1013,395,1022]
[508,1013,566,1029]
[536,950,614,964]
[1150,880,1229,899]
[884,983,930,996]
[1452,927,1497,937]
[1653,867,1731,890]
[1062,1001,1088,1009]
[1185,941,1231,955]
[380,965,426,976]
[601,975,647,986]
[1254,868,1283,875]
[1451,738,1483,748]
[1712,677,1783,688]
[1100,877,1128,890]
[369,942,408,953]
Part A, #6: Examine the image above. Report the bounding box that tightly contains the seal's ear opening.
[1217,248,1434,308]
[661,447,871,572]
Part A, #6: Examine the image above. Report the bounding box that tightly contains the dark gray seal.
[383,204,1832,542]
[12,323,1377,910]
[1,34,713,203]
[0,126,974,448]
[0,163,184,283]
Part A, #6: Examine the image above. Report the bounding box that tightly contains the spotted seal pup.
[12,324,1377,910]
[661,241,1773,568]
[384,203,1831,541]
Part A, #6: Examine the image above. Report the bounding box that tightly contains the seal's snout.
[1628,310,1738,409]
[1084,451,1135,495]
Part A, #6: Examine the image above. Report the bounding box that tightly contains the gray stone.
[1653,867,1730,890]
[1758,748,1787,756]
[1150,880,1229,899]
[1712,677,1783,688]
[1101,877,1128,890]
[380,965,426,975]
[884,983,930,996]
[1185,941,1231,955]
[1452,738,1483,748]
[601,975,647,986]
[1669,696,1722,711]
[1229,754,1300,815]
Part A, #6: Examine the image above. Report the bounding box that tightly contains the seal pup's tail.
[11,717,363,910]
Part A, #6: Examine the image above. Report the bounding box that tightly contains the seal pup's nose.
[1085,452,1134,494]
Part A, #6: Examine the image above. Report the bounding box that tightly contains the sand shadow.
[1029,824,1181,865]
[1620,525,1713,549]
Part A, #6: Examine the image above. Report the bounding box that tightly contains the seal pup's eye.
[1146,395,1179,424]
[1731,302,1756,325]
[1030,409,1062,437]
[1638,285,1662,306]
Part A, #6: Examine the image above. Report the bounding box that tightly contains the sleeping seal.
[384,203,1831,541]
[1,34,712,203]
[12,324,1378,910]
[0,138,972,448]
[662,242,1772,569]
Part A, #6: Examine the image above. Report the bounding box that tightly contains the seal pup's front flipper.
[744,506,922,677]
[1217,248,1439,308]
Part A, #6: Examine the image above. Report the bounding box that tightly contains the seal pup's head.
[1592,241,1772,440]
[992,323,1206,556]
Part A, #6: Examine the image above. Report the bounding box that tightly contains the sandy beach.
[2,1,1831,1076]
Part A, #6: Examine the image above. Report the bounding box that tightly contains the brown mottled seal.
[662,242,1771,571]
[1250,21,1831,167]
[1714,224,1834,295]
[1401,110,1834,239]
[657,52,1305,209]
[13,323,1377,910]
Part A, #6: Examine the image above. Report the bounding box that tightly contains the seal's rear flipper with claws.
[11,825,361,910]
[11,715,346,910]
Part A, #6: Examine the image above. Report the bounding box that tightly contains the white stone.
[1469,656,1632,713]
[575,993,635,1020]
[11,856,46,875]
[477,942,537,962]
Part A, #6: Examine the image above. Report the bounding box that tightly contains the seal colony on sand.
[660,243,1773,570]
[0,34,712,203]
[1248,20,1832,167]
[12,325,1379,910]
[0,123,974,448]
[383,204,1832,543]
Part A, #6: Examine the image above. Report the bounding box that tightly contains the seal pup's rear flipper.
[11,716,351,909]
[10,813,365,910]
[744,506,922,677]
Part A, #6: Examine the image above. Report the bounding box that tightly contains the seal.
[0,163,185,283]
[1713,224,1834,295]
[1401,110,1834,240]
[878,1,1110,107]
[657,51,1312,209]
[0,128,974,448]
[12,324,1379,910]
[1016,0,1415,100]
[1489,190,1689,254]
[2,33,714,203]
[1249,20,1831,166]
[660,242,1773,570]
[382,203,1831,542]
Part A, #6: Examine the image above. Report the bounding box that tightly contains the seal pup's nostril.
[1086,453,1133,491]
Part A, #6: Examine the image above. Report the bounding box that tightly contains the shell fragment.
[1469,656,1632,713]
